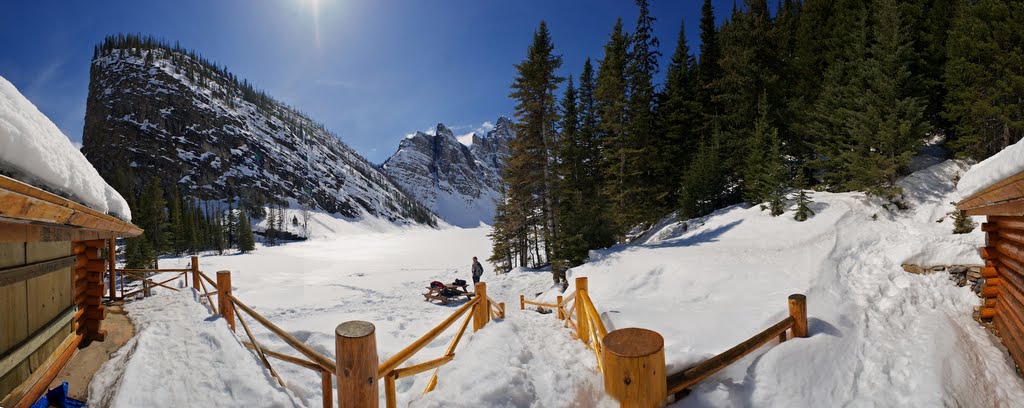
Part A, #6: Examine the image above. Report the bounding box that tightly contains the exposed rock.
[382,117,512,227]
[81,45,435,226]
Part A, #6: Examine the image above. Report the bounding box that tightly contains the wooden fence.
[136,256,508,408]
[522,276,808,407]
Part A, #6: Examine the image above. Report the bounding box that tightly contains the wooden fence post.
[788,294,808,338]
[335,321,378,408]
[520,294,525,310]
[499,302,505,319]
[576,277,589,344]
[217,270,235,332]
[321,370,333,408]
[602,328,667,408]
[557,295,564,320]
[107,239,117,299]
[191,256,200,290]
[473,282,489,332]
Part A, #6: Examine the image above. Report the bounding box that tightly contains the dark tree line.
[492,0,1024,276]
[113,175,257,269]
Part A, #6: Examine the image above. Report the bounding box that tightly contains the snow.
[90,160,1024,407]
[87,290,298,407]
[957,136,1024,198]
[0,76,131,220]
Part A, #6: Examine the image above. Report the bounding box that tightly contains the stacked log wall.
[980,216,1024,371]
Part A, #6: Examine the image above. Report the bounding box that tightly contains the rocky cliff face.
[382,117,513,227]
[81,43,435,226]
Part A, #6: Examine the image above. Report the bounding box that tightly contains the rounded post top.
[603,328,664,358]
[789,294,806,302]
[336,321,376,338]
[217,270,231,275]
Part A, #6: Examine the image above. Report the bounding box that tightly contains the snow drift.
[0,75,131,219]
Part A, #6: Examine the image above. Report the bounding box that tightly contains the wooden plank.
[8,333,80,408]
[0,175,142,236]
[958,170,1024,212]
[240,341,321,372]
[227,293,336,373]
[0,307,74,377]
[0,256,75,288]
[0,359,29,405]
[0,222,120,244]
[995,316,1024,371]
[392,354,455,379]
[378,296,480,377]
[26,268,73,334]
[667,317,795,395]
[965,199,1024,217]
[0,242,26,356]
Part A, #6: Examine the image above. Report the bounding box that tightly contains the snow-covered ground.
[90,160,1024,407]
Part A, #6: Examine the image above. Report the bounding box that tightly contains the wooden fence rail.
[521,277,809,407]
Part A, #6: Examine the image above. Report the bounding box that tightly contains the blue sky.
[0,0,736,163]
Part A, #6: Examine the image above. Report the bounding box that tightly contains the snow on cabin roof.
[0,75,132,221]
[957,137,1024,200]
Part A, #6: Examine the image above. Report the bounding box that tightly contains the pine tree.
[793,173,816,222]
[267,206,277,246]
[213,209,226,255]
[595,19,630,235]
[656,17,701,208]
[945,0,1024,160]
[698,0,722,105]
[743,93,787,215]
[679,129,725,219]
[492,21,563,270]
[553,76,589,267]
[613,0,663,230]
[237,211,256,253]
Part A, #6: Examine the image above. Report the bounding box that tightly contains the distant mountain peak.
[383,117,513,227]
[82,34,437,226]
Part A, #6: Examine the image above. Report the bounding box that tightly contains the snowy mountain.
[81,38,436,225]
[382,117,513,227]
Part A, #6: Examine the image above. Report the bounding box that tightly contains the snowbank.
[118,160,1023,407]
[0,76,131,220]
[88,291,298,407]
[540,160,1024,406]
[957,136,1024,198]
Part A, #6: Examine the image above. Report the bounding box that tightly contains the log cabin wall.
[0,241,76,401]
[979,217,1024,372]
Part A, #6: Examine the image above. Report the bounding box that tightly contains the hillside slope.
[81,37,435,225]
[520,159,1024,406]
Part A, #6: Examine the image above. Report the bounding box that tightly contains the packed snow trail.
[87,291,299,407]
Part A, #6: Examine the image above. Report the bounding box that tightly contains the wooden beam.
[0,307,75,375]
[7,334,81,408]
[227,293,336,373]
[0,255,75,287]
[667,316,795,395]
[392,354,455,379]
[0,175,142,236]
[378,296,479,377]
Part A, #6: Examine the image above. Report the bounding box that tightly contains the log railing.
[377,282,503,408]
[194,267,338,408]
[521,276,809,407]
[188,262,506,408]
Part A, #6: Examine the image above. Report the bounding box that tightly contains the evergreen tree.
[595,19,630,235]
[793,173,816,222]
[614,0,663,229]
[267,206,278,246]
[698,0,722,106]
[213,209,226,255]
[553,76,589,267]
[679,128,725,219]
[743,93,787,215]
[945,0,1024,160]
[237,211,256,253]
[491,21,563,271]
[656,17,701,207]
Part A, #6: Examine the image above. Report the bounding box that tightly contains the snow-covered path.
[90,160,1024,407]
[87,291,299,407]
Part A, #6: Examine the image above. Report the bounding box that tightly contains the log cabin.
[957,169,1024,373]
[0,174,141,407]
